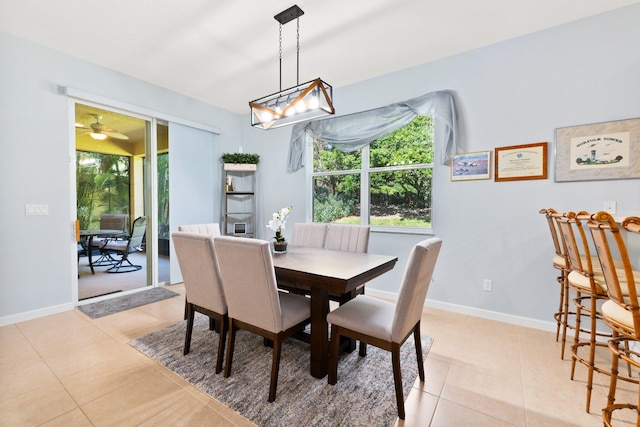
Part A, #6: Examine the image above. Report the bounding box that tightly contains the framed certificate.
[494,142,548,182]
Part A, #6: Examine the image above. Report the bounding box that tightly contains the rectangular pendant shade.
[250,78,334,130]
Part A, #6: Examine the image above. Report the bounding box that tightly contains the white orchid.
[266,206,292,242]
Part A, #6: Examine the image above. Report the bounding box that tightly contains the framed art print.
[450,151,491,181]
[554,117,640,182]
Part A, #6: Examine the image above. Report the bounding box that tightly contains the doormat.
[78,287,179,319]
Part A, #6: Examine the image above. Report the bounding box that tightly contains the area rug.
[130,314,433,427]
[78,287,179,318]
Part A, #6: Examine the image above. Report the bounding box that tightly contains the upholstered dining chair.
[99,216,147,273]
[586,212,640,426]
[324,223,372,354]
[327,237,442,420]
[290,223,328,248]
[177,223,221,320]
[325,223,370,253]
[178,223,221,236]
[557,211,613,412]
[213,236,311,402]
[172,232,228,374]
[539,208,573,359]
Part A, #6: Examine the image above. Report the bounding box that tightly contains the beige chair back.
[325,224,370,253]
[178,223,221,236]
[586,212,640,336]
[290,223,327,248]
[172,232,227,314]
[392,237,442,342]
[214,236,283,333]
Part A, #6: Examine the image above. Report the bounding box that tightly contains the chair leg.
[224,320,237,378]
[413,324,425,381]
[607,335,620,408]
[585,294,598,413]
[570,291,583,372]
[555,272,564,342]
[183,303,194,355]
[268,336,283,402]
[560,276,571,359]
[215,316,228,375]
[391,343,405,420]
[328,325,341,385]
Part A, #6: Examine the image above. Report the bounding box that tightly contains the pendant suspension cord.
[296,17,300,85]
[279,23,283,92]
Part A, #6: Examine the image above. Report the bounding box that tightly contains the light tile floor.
[1,283,637,426]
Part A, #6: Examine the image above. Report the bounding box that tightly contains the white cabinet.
[223,163,256,237]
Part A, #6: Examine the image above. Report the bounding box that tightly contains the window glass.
[369,169,432,227]
[311,116,434,231]
[313,174,360,223]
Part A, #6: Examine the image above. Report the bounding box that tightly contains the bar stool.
[540,208,573,358]
[587,213,640,426]
[557,211,613,412]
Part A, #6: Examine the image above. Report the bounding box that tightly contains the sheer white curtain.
[287,90,457,172]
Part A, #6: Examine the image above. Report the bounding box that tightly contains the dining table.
[272,245,398,378]
[79,229,123,274]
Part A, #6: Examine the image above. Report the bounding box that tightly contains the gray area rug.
[130,314,433,427]
[78,287,179,318]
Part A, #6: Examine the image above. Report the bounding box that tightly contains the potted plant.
[267,206,292,252]
[221,152,260,164]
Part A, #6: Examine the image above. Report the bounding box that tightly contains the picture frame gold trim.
[450,151,491,181]
[494,142,548,182]
[554,117,640,182]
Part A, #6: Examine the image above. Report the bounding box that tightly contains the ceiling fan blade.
[104,131,129,140]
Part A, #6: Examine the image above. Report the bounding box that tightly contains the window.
[311,116,433,231]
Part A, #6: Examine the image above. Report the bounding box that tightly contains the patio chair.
[100,216,147,273]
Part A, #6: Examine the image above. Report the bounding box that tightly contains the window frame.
[306,122,434,235]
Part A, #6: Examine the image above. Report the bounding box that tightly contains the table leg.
[87,235,95,275]
[309,287,329,379]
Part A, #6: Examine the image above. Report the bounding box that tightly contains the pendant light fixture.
[249,5,335,130]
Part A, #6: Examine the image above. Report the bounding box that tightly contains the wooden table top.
[272,245,398,294]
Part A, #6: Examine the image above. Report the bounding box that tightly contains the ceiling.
[1,0,638,114]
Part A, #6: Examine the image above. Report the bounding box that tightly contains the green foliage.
[157,153,169,239]
[76,151,130,229]
[312,116,434,227]
[313,194,356,223]
[221,152,260,164]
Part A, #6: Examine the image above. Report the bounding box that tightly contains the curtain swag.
[287,90,457,172]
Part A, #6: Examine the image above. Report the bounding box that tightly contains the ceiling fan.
[76,114,129,140]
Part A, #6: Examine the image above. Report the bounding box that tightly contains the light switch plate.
[25,204,49,216]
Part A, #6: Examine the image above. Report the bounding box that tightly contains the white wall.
[242,4,640,326]
[0,32,241,322]
[1,4,639,326]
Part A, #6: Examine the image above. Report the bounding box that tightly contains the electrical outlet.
[603,201,616,214]
[483,279,492,291]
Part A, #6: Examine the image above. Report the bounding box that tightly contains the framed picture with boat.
[554,117,640,182]
[450,151,491,181]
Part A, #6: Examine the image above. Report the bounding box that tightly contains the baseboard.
[366,288,556,333]
[1,287,557,333]
[0,302,75,327]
